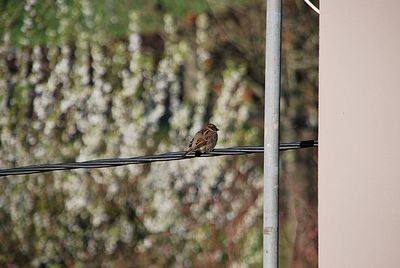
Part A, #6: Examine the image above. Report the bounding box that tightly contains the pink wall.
[319,1,400,267]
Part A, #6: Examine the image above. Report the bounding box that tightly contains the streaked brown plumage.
[183,123,219,157]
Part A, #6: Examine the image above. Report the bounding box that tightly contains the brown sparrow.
[183,123,219,157]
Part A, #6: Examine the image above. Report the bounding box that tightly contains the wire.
[303,0,320,15]
[0,140,317,177]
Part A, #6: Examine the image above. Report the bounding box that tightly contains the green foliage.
[0,0,247,46]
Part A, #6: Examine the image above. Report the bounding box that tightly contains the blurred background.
[0,0,318,267]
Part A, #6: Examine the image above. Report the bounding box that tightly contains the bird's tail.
[182,149,192,157]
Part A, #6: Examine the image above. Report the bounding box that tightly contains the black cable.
[0,140,318,177]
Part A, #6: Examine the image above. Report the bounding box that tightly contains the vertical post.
[264,0,281,267]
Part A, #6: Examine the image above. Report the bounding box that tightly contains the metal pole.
[264,0,281,267]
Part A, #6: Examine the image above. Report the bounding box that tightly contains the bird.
[183,123,219,157]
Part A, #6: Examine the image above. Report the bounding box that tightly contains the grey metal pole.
[264,0,281,267]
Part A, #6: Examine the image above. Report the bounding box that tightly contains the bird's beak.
[216,127,219,131]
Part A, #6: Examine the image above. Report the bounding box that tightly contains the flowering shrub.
[0,1,318,267]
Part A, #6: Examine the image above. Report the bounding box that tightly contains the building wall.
[319,1,400,267]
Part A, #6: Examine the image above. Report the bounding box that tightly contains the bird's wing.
[190,137,207,150]
[183,134,207,157]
